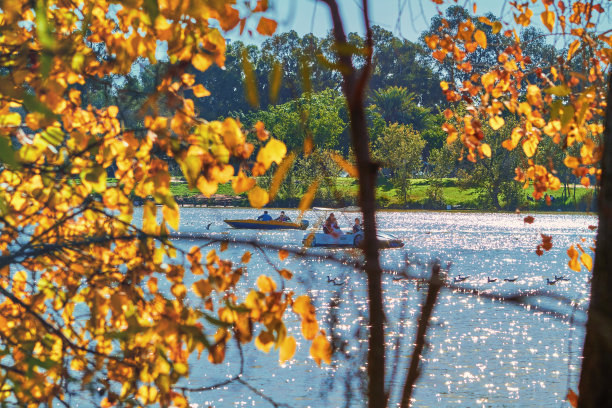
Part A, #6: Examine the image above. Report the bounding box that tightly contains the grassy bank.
[167,177,596,212]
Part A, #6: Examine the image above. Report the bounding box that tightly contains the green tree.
[374,123,425,204]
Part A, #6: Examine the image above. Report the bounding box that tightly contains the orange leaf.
[492,21,502,34]
[241,251,251,263]
[254,120,269,141]
[425,35,439,50]
[329,152,358,177]
[580,176,590,187]
[279,269,293,279]
[232,171,256,194]
[310,332,332,366]
[299,180,319,212]
[567,389,578,408]
[580,252,593,271]
[192,53,213,72]
[474,29,487,49]
[256,17,277,36]
[567,39,580,61]
[192,84,210,97]
[540,10,555,33]
[278,249,289,261]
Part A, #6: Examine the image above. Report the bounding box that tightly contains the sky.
[229,0,612,47]
[231,0,523,43]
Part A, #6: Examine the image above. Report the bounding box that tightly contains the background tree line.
[82,7,589,211]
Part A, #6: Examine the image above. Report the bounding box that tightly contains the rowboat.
[224,219,309,230]
[302,230,404,249]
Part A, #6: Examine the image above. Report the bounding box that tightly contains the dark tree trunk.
[320,2,386,407]
[578,71,612,407]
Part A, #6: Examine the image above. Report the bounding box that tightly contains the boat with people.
[224,210,309,230]
[301,207,403,249]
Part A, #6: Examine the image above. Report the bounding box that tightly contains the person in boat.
[257,210,272,221]
[275,211,291,222]
[323,213,341,235]
[352,218,362,233]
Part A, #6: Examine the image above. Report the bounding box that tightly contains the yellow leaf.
[279,336,296,363]
[171,283,187,300]
[242,49,260,108]
[522,137,538,157]
[473,29,487,49]
[137,385,158,404]
[192,53,213,72]
[489,116,505,130]
[232,171,256,194]
[257,138,287,169]
[256,17,277,36]
[248,185,269,208]
[299,179,319,212]
[310,333,332,366]
[580,252,593,271]
[329,152,358,177]
[0,112,21,127]
[192,84,211,97]
[197,176,218,197]
[492,21,502,34]
[221,117,245,150]
[162,202,179,230]
[540,10,555,33]
[480,143,491,158]
[269,152,295,200]
[567,39,580,61]
[257,275,277,292]
[293,295,314,316]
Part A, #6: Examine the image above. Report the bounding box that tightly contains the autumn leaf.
[489,116,504,130]
[540,10,555,33]
[256,17,277,36]
[474,29,487,49]
[567,245,581,272]
[192,84,211,97]
[248,185,269,208]
[310,332,332,366]
[279,336,296,363]
[523,216,535,224]
[278,249,289,261]
[241,251,251,263]
[567,389,578,408]
[254,120,269,141]
[256,138,287,169]
[257,275,277,292]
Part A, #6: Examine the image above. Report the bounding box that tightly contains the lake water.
[154,208,596,407]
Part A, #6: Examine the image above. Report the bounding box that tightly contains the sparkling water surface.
[149,208,596,407]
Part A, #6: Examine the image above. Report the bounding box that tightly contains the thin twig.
[400,262,443,408]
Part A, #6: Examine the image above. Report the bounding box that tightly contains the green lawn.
[166,177,595,211]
